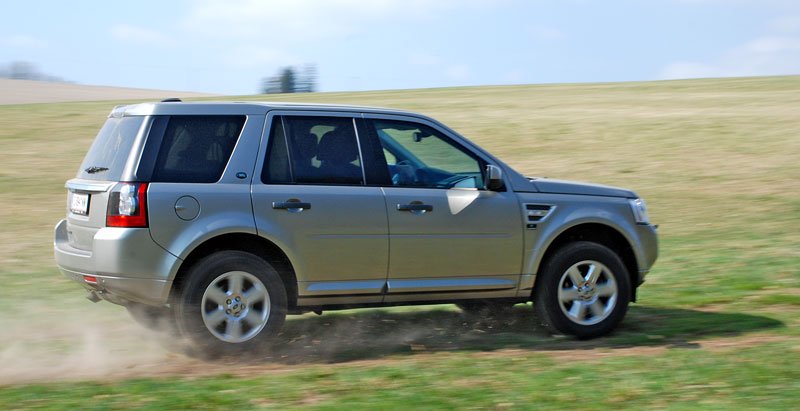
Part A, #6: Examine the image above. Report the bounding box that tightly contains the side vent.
[525,204,554,222]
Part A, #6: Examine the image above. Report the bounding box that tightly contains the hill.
[0,78,215,104]
[0,76,798,408]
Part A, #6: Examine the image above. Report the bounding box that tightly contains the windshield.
[77,116,145,181]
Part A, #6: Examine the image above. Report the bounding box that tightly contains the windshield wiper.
[85,166,109,174]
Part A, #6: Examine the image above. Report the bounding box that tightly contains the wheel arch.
[169,233,298,309]
[533,223,640,302]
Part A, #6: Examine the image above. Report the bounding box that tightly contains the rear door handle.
[397,203,433,213]
[272,200,311,212]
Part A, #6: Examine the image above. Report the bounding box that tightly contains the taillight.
[106,182,148,227]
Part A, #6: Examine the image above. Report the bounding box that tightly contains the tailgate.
[64,179,115,252]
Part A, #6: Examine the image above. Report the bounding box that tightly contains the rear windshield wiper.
[85,166,109,174]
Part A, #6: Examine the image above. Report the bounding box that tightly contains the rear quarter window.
[77,116,145,181]
[150,115,246,183]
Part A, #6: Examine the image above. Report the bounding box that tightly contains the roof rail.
[161,98,182,102]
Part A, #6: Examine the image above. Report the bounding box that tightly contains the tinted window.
[77,116,145,181]
[151,116,245,183]
[263,117,291,183]
[372,120,484,189]
[262,116,364,185]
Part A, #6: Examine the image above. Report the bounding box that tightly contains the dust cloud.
[0,310,189,385]
[0,303,539,385]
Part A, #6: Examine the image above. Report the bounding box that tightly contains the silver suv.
[54,101,658,354]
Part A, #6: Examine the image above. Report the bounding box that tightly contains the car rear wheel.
[533,241,631,339]
[175,250,287,357]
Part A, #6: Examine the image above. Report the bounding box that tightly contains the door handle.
[272,200,311,212]
[397,203,433,213]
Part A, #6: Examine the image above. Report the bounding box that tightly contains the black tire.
[533,241,631,339]
[175,250,287,357]
[126,302,176,333]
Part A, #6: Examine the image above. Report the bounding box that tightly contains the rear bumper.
[53,219,179,305]
[60,268,170,306]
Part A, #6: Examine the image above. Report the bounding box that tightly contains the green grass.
[0,76,799,408]
[1,342,798,410]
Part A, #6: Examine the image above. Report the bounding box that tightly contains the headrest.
[294,132,317,161]
[317,128,358,163]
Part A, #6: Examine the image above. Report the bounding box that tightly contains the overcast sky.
[2,0,799,94]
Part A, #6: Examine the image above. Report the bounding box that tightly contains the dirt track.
[0,79,215,105]
[0,306,788,386]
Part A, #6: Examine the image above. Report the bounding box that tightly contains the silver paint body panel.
[382,186,523,299]
[252,184,390,302]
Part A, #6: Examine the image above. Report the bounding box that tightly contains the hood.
[523,177,636,198]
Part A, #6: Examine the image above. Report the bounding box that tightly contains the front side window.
[262,116,364,185]
[372,120,484,189]
[151,115,246,183]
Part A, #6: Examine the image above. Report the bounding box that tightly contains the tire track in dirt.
[0,308,790,386]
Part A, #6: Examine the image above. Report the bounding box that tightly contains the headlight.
[628,198,650,224]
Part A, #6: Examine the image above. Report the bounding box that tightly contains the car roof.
[113,101,424,118]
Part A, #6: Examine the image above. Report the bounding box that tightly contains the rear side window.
[262,116,364,185]
[77,116,145,181]
[151,116,246,183]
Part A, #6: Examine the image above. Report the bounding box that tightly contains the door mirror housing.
[485,165,504,191]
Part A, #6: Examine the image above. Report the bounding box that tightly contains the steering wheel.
[393,160,418,185]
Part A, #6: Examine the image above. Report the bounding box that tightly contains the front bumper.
[635,223,659,284]
[53,219,179,306]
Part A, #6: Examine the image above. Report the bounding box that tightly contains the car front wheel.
[533,241,631,339]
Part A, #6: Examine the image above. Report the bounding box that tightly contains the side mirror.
[485,164,504,191]
[412,131,432,142]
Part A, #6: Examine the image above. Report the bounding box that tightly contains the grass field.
[0,76,798,409]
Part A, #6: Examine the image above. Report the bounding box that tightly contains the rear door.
[251,112,389,306]
[364,115,524,302]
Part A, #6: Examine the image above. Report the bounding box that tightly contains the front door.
[366,117,524,302]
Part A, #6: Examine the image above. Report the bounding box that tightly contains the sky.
[2,0,799,95]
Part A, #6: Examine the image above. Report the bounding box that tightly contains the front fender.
[515,193,652,295]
